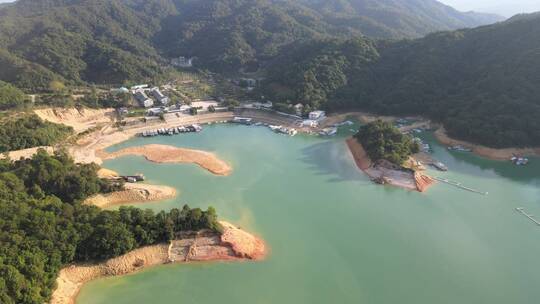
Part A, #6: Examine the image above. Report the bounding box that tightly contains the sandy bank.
[84,183,177,208]
[96,168,119,179]
[50,221,266,304]
[100,144,232,176]
[346,137,434,192]
[34,107,115,133]
[434,127,540,160]
[3,146,54,160]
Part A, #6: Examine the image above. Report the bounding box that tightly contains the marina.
[139,124,202,137]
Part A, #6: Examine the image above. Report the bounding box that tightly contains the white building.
[294,103,304,116]
[134,90,154,108]
[171,56,193,68]
[309,110,326,121]
[150,87,170,105]
[110,87,129,95]
[130,84,148,91]
[302,120,319,128]
[253,101,273,109]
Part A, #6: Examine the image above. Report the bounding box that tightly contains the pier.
[433,177,488,195]
[516,208,540,226]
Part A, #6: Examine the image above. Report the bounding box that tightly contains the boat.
[431,162,448,171]
[333,120,354,127]
[232,117,253,125]
[511,156,529,166]
[191,124,203,132]
[319,127,338,136]
[448,145,472,152]
[269,125,282,131]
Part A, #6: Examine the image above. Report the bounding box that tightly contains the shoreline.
[346,137,435,192]
[50,221,266,304]
[434,127,540,160]
[325,111,540,161]
[84,183,178,208]
[99,144,232,176]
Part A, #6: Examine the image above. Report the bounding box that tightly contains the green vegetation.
[354,120,419,165]
[0,0,501,90]
[0,115,73,152]
[0,150,220,304]
[0,81,27,110]
[264,14,540,148]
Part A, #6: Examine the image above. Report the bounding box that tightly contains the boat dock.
[433,177,488,195]
[516,208,540,226]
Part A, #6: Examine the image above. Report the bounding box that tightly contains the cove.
[77,124,540,304]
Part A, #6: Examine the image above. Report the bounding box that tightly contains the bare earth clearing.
[84,183,178,208]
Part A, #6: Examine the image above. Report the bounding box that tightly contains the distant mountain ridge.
[298,0,504,38]
[0,0,504,88]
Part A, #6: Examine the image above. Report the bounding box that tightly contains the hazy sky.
[0,0,539,17]
[439,0,540,17]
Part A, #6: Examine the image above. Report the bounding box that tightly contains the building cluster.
[123,84,170,108]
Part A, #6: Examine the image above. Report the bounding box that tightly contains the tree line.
[0,150,220,304]
[354,120,419,165]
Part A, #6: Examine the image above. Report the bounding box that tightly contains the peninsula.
[347,120,435,192]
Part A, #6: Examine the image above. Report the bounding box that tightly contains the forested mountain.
[299,0,503,39]
[0,0,503,88]
[264,13,540,148]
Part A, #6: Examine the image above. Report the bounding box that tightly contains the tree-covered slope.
[0,0,504,88]
[300,0,504,39]
[264,14,540,148]
[0,0,172,88]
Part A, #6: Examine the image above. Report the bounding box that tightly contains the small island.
[347,120,435,192]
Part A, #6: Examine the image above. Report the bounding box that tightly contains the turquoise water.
[77,124,540,304]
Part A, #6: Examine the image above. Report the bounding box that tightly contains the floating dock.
[433,177,488,195]
[516,208,540,226]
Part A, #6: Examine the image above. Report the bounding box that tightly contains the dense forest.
[264,14,540,148]
[0,0,501,88]
[0,115,73,152]
[0,149,221,304]
[354,120,419,165]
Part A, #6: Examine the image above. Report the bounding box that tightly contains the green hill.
[264,14,540,148]
[300,0,504,39]
[0,0,504,89]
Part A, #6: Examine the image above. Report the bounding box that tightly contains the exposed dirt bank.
[100,144,232,176]
[96,168,119,179]
[50,221,266,304]
[4,146,54,160]
[346,137,434,192]
[34,107,115,133]
[84,183,177,208]
[434,127,540,160]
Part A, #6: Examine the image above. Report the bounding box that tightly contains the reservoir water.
[77,124,540,304]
